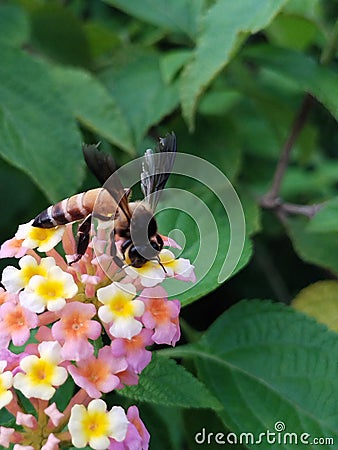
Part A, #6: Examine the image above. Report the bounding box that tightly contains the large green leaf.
[103,0,204,39]
[0,45,84,202]
[286,216,338,273]
[306,197,338,233]
[180,0,289,129]
[0,4,30,48]
[99,50,179,147]
[176,300,338,446]
[120,354,221,410]
[244,45,338,121]
[50,66,134,155]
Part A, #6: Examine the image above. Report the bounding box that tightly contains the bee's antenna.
[151,257,167,273]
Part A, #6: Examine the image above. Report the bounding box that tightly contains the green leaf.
[0,45,84,202]
[188,300,338,443]
[120,353,221,410]
[292,280,338,332]
[51,66,134,155]
[103,0,203,39]
[0,4,30,47]
[160,50,193,84]
[286,216,338,273]
[180,0,289,129]
[29,3,92,67]
[244,45,338,121]
[99,50,179,147]
[265,13,320,51]
[306,197,338,233]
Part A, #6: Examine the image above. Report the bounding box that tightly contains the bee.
[32,132,177,269]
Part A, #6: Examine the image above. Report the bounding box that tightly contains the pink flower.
[52,302,101,361]
[109,406,150,450]
[140,287,181,346]
[0,302,38,348]
[0,349,25,374]
[44,402,64,427]
[0,238,27,259]
[68,346,127,398]
[0,288,11,306]
[0,427,15,448]
[16,413,37,429]
[111,329,153,373]
[41,433,60,450]
[114,367,139,389]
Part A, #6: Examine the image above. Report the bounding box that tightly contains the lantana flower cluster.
[0,219,195,449]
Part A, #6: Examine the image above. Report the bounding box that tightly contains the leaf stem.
[261,93,314,207]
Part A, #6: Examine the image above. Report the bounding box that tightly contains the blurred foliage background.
[0,0,338,448]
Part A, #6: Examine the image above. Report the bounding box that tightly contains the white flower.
[13,341,67,400]
[124,249,196,286]
[16,220,65,253]
[1,255,56,293]
[97,282,144,339]
[0,361,13,409]
[69,399,129,450]
[19,266,78,313]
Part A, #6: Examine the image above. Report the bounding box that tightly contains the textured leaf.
[0,45,84,202]
[103,0,204,39]
[306,197,338,233]
[292,281,338,332]
[120,354,220,410]
[180,0,289,129]
[99,50,179,147]
[286,216,338,273]
[185,300,338,444]
[0,4,30,47]
[245,45,338,120]
[51,66,134,154]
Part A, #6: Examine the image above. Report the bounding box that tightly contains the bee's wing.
[141,132,177,211]
[83,143,132,223]
[83,143,117,185]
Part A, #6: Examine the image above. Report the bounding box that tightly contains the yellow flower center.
[36,279,64,300]
[29,227,56,242]
[82,410,110,440]
[0,376,6,395]
[109,293,134,318]
[21,264,48,285]
[28,359,54,385]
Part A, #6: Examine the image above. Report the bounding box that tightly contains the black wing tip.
[159,131,177,153]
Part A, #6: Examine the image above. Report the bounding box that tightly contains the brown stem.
[262,93,314,205]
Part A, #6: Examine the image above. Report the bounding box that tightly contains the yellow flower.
[69,399,129,450]
[0,361,13,409]
[13,341,67,400]
[16,221,65,252]
[97,282,144,339]
[19,266,78,313]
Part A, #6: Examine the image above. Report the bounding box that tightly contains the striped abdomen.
[32,188,116,228]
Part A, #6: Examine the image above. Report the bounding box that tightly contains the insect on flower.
[32,133,177,271]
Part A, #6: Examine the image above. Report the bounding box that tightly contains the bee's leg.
[109,231,125,268]
[69,215,92,265]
